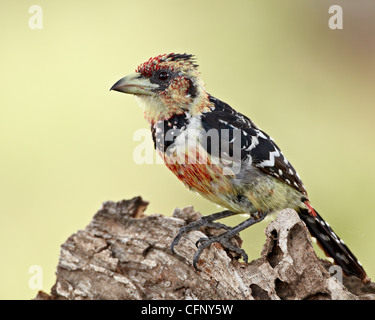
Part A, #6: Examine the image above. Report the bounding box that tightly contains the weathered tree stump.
[35,196,375,300]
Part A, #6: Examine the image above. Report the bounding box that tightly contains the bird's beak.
[110,72,158,96]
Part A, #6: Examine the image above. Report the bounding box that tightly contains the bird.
[111,53,369,282]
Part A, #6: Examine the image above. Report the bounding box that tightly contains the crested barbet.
[111,53,368,282]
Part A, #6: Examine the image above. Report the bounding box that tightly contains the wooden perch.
[35,196,375,300]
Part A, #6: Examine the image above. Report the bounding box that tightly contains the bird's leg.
[171,210,237,254]
[193,213,267,271]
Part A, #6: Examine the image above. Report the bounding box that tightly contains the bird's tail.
[298,203,369,282]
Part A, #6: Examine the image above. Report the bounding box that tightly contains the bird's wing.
[201,96,307,195]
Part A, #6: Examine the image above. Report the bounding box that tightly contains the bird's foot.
[193,231,248,271]
[171,213,266,271]
[171,212,233,254]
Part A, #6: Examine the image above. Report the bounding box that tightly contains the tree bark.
[35,196,375,300]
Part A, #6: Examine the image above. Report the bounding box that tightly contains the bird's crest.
[136,53,198,77]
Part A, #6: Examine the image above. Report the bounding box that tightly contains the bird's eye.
[158,71,169,81]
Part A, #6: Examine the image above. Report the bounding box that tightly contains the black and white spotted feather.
[151,113,187,153]
[201,96,307,195]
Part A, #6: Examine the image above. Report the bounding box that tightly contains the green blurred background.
[1,0,374,299]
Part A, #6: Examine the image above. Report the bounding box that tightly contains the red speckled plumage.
[136,53,198,78]
[136,54,168,77]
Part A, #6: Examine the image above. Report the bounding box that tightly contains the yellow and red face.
[111,53,210,123]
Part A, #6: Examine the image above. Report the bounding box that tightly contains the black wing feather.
[202,96,307,195]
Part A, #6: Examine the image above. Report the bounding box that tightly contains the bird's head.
[111,53,211,123]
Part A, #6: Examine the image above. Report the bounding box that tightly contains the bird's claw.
[191,233,248,271]
[171,211,259,272]
[171,217,230,254]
